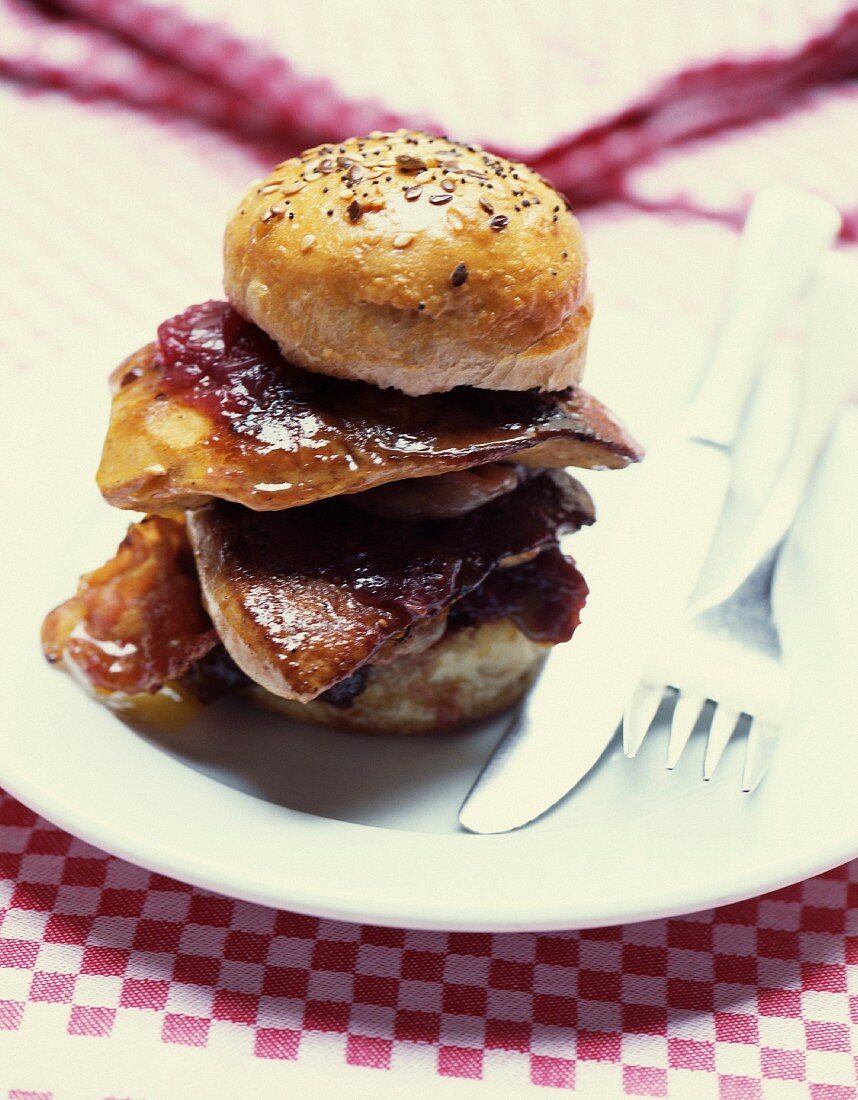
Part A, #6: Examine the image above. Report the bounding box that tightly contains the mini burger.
[42,131,642,734]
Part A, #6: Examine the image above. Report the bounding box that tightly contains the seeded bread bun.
[223,131,591,396]
[248,618,547,734]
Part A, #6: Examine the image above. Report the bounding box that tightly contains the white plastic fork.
[623,255,858,790]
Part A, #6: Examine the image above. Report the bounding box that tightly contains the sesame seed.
[479,197,494,215]
[281,181,305,196]
[414,170,433,184]
[489,214,509,231]
[318,159,334,173]
[404,185,423,202]
[441,179,455,193]
[347,164,364,184]
[393,232,414,248]
[447,208,464,232]
[395,154,426,172]
[301,234,316,252]
[259,183,282,194]
[429,193,452,205]
[450,262,468,287]
[304,172,321,182]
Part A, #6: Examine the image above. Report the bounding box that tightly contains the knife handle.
[681,187,840,450]
[690,253,858,614]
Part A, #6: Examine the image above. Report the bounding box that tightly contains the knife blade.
[458,438,730,834]
[458,188,840,834]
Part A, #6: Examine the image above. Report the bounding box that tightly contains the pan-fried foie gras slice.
[97,301,642,514]
[187,470,595,703]
[39,524,590,714]
[41,516,217,697]
[349,463,526,520]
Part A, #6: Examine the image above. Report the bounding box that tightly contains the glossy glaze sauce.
[187,470,594,702]
[41,516,217,696]
[201,469,593,635]
[100,301,640,514]
[449,548,588,643]
[155,301,614,465]
[185,547,587,709]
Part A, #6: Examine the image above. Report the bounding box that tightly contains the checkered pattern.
[0,790,856,1096]
[621,83,858,240]
[2,0,858,226]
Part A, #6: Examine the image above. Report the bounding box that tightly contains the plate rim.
[2,688,857,932]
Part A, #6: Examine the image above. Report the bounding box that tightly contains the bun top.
[223,131,591,395]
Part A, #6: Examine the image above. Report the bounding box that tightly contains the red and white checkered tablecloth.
[2,0,858,226]
[2,1,858,1094]
[0,789,856,1098]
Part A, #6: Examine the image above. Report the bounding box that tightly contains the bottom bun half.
[248,618,547,735]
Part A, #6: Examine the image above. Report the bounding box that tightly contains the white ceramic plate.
[3,304,857,933]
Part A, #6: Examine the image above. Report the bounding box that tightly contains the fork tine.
[703,705,741,780]
[741,718,779,792]
[623,682,663,757]
[667,691,706,768]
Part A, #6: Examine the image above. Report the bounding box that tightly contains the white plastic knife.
[458,188,841,835]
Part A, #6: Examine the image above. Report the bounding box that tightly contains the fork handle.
[680,188,840,449]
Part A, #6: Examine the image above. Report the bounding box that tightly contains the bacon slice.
[97,301,642,514]
[450,548,588,643]
[41,516,217,696]
[187,470,594,702]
